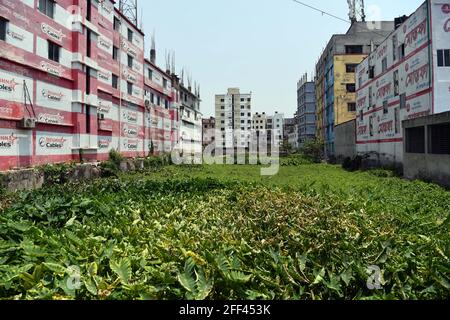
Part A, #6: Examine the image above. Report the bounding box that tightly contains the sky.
[139,0,424,118]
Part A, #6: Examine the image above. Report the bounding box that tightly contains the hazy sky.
[139,0,424,118]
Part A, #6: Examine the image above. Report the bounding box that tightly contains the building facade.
[202,117,215,148]
[297,73,316,148]
[356,0,450,166]
[215,88,252,151]
[315,21,395,158]
[178,84,202,156]
[0,0,200,171]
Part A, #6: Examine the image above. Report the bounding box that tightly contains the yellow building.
[333,54,367,126]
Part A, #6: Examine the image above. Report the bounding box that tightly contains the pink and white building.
[0,0,201,171]
[355,0,450,165]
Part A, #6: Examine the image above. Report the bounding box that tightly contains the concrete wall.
[403,111,450,188]
[335,119,356,160]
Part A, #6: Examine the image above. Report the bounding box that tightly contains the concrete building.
[297,73,316,148]
[0,0,200,171]
[335,119,356,160]
[356,0,450,168]
[283,117,296,148]
[215,88,252,151]
[267,112,284,145]
[315,20,395,158]
[202,117,215,148]
[178,84,202,156]
[403,112,450,187]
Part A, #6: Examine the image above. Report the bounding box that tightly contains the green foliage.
[280,155,313,166]
[0,164,449,300]
[37,163,77,186]
[300,139,324,163]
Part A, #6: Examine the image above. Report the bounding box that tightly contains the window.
[369,86,373,108]
[165,99,169,109]
[112,74,118,89]
[39,0,55,19]
[86,105,91,134]
[150,93,154,104]
[382,57,388,73]
[394,70,399,96]
[86,0,92,21]
[345,45,363,54]
[240,98,244,102]
[0,18,7,41]
[86,30,91,57]
[405,127,425,153]
[400,93,406,109]
[394,108,400,134]
[127,82,133,95]
[241,113,245,117]
[383,100,388,114]
[48,41,60,63]
[398,44,405,60]
[359,110,363,121]
[437,49,450,67]
[220,106,224,110]
[113,17,120,31]
[220,99,224,102]
[221,113,225,117]
[128,28,133,42]
[128,55,133,68]
[113,46,119,61]
[392,35,398,61]
[346,64,358,73]
[163,78,168,89]
[247,98,251,102]
[346,83,356,93]
[148,69,153,79]
[429,123,450,154]
[86,67,91,95]
[157,96,161,106]
[347,103,356,112]
[369,66,375,79]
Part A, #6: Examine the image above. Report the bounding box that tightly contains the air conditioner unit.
[19,117,36,129]
[98,113,105,120]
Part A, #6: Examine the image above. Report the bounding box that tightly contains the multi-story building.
[252,112,267,131]
[215,88,252,151]
[297,73,316,148]
[315,21,395,158]
[143,50,179,155]
[0,0,200,171]
[267,112,284,144]
[202,117,215,148]
[356,0,450,166]
[178,84,202,156]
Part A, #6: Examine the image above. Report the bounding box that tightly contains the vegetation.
[300,139,324,163]
[0,163,449,300]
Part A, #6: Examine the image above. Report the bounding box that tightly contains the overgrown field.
[0,164,449,300]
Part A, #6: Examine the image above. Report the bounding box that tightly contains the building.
[202,117,215,148]
[0,0,200,171]
[297,73,316,148]
[215,88,252,151]
[315,21,395,158]
[144,49,179,155]
[267,112,284,146]
[178,84,202,157]
[356,0,450,169]
[283,117,296,148]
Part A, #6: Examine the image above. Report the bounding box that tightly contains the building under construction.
[0,0,201,171]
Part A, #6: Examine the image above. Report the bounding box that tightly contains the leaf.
[110,257,131,284]
[65,215,77,227]
[313,268,326,285]
[178,270,196,293]
[340,268,354,286]
[43,262,67,275]
[88,262,98,277]
[84,277,98,296]
[194,269,213,300]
